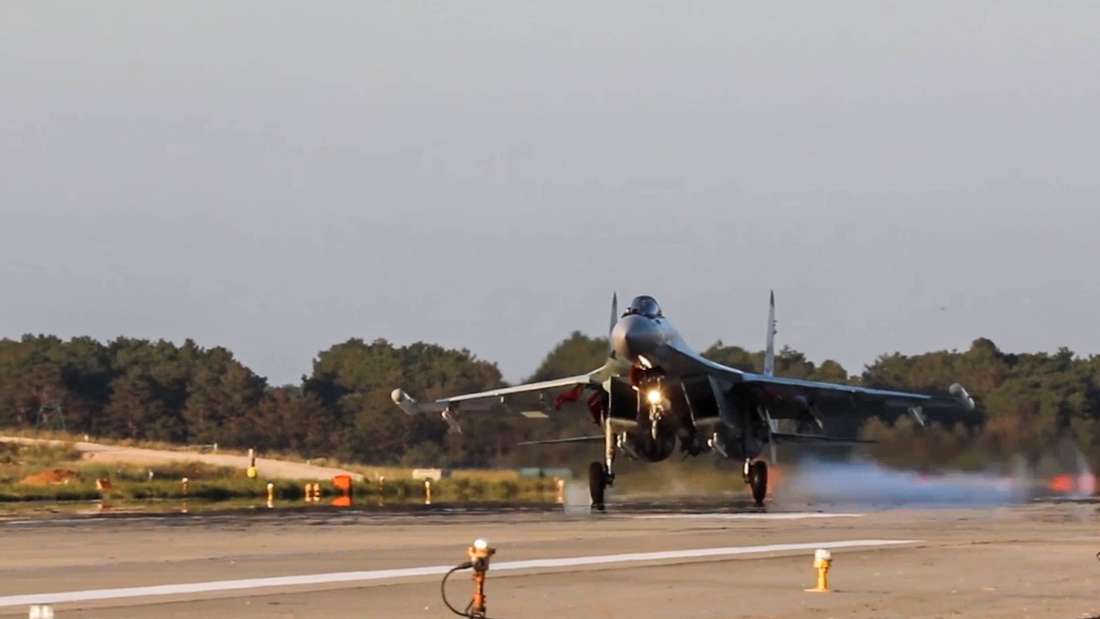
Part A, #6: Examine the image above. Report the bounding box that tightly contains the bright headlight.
[646,389,663,406]
[473,538,489,551]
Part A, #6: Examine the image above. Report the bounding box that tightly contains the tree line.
[1,333,1098,473]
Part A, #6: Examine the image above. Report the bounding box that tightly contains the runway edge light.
[468,538,495,618]
[805,548,832,593]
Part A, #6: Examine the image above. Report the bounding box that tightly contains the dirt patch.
[20,468,81,486]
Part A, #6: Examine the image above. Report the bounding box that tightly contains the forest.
[1,332,1098,474]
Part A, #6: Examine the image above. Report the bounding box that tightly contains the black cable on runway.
[440,562,505,619]
[440,564,471,617]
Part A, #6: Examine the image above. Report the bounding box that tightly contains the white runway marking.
[633,512,864,520]
[0,539,917,608]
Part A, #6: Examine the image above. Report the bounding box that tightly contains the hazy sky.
[3,2,1099,386]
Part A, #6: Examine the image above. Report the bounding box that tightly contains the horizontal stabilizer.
[517,435,604,446]
[770,432,876,446]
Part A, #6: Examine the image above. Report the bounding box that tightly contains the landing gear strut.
[747,460,768,506]
[590,411,616,511]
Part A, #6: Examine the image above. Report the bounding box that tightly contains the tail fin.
[608,292,618,356]
[764,290,777,376]
[609,292,618,335]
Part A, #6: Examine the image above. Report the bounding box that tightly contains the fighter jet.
[392,293,976,509]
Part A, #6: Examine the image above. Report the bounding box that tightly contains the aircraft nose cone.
[612,315,661,363]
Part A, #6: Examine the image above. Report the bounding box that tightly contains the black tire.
[588,461,607,510]
[749,460,768,506]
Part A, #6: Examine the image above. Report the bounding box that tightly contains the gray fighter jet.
[392,293,975,509]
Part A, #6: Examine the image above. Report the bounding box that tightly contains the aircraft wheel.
[588,461,608,511]
[748,460,768,506]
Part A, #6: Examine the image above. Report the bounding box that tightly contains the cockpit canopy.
[624,295,662,318]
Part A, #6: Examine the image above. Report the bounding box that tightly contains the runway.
[1,501,1098,618]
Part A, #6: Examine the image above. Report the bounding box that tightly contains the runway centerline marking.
[0,539,918,608]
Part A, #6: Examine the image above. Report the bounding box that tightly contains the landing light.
[473,538,489,551]
[646,389,663,406]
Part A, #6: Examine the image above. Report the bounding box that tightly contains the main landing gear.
[588,461,613,511]
[745,460,768,507]
[589,411,617,511]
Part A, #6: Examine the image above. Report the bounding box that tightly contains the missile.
[391,389,421,416]
[948,383,976,410]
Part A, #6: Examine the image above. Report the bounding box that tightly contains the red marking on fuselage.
[554,384,584,410]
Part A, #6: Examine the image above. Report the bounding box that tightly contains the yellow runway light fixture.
[805,548,832,593]
[468,538,496,618]
[441,538,497,618]
[302,482,321,503]
[303,482,322,503]
[180,477,190,513]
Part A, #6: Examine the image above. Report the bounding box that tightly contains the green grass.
[1,428,530,485]
[367,477,555,502]
[0,476,558,504]
[78,461,241,482]
[0,441,83,484]
[0,441,560,504]
[0,485,103,502]
[0,437,561,506]
[0,442,271,503]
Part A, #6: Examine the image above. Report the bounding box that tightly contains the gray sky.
[3,2,1099,386]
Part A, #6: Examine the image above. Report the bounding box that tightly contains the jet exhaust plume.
[777,448,1100,507]
[778,457,1031,507]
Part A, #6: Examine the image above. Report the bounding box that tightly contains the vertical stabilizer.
[608,292,618,356]
[764,291,777,376]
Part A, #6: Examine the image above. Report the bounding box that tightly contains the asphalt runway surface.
[2,498,1099,618]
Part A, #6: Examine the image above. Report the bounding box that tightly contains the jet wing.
[438,374,599,407]
[733,371,978,432]
[662,342,975,416]
[736,371,977,413]
[738,372,932,403]
[391,362,618,418]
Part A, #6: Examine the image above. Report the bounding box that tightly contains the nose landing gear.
[744,460,768,506]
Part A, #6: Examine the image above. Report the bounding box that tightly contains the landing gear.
[588,461,612,511]
[748,460,768,506]
[589,410,616,511]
